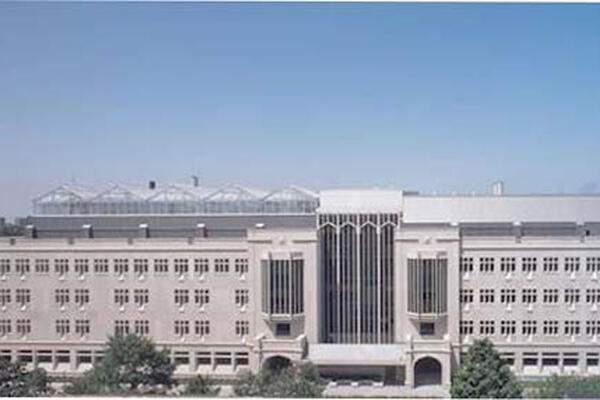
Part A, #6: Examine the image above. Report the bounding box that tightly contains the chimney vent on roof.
[492,180,505,196]
[149,181,156,190]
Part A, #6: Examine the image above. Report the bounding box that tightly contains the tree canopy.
[0,358,49,397]
[234,361,325,397]
[451,338,522,398]
[533,374,600,398]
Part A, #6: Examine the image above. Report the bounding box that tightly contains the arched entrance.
[263,355,292,376]
[414,357,442,386]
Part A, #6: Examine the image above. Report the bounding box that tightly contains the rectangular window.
[114,289,129,306]
[419,322,435,336]
[586,257,600,272]
[235,320,249,336]
[74,289,89,306]
[16,319,31,336]
[460,320,474,335]
[276,323,291,336]
[500,320,516,335]
[543,257,559,273]
[174,289,189,306]
[479,257,494,273]
[114,259,129,275]
[74,259,89,275]
[133,289,149,307]
[460,257,474,273]
[16,289,31,306]
[0,320,10,336]
[500,289,516,304]
[195,320,210,336]
[0,289,10,306]
[114,320,129,336]
[174,259,189,275]
[586,289,600,304]
[565,289,580,304]
[565,257,580,273]
[564,321,580,336]
[235,289,249,307]
[235,352,249,366]
[522,257,537,272]
[500,257,516,273]
[543,289,559,304]
[56,319,70,336]
[0,259,10,275]
[35,259,49,274]
[522,320,537,335]
[174,320,190,336]
[93,259,109,274]
[133,259,149,275]
[194,258,209,275]
[586,320,600,336]
[522,288,537,304]
[15,259,30,275]
[194,289,209,307]
[75,320,90,336]
[54,259,69,276]
[543,320,559,335]
[134,320,149,336]
[154,259,169,274]
[215,352,232,365]
[460,289,474,304]
[479,320,495,335]
[235,258,249,274]
[479,289,495,304]
[215,258,229,273]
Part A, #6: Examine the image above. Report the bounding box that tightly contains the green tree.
[234,361,325,397]
[0,358,49,397]
[64,334,174,394]
[534,375,600,398]
[451,338,522,398]
[183,375,220,396]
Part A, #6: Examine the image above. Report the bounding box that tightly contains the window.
[500,257,516,273]
[0,320,10,336]
[54,259,69,276]
[543,257,558,273]
[543,289,559,304]
[235,320,249,336]
[35,259,49,274]
[93,259,109,274]
[196,351,211,365]
[174,259,189,275]
[75,320,90,336]
[114,289,129,306]
[174,289,189,306]
[460,289,474,304]
[133,259,148,275]
[134,289,149,307]
[522,288,537,304]
[480,289,495,304]
[16,259,30,275]
[235,352,249,366]
[16,319,31,336]
[500,320,516,335]
[74,259,89,275]
[419,322,435,336]
[460,257,474,273]
[194,258,209,275]
[586,320,600,336]
[586,257,600,272]
[56,319,70,336]
[522,320,537,335]
[586,289,600,304]
[460,320,474,335]
[195,320,210,336]
[195,289,209,307]
[134,320,149,336]
[114,320,129,335]
[500,289,516,304]
[0,289,10,306]
[565,320,580,336]
[174,320,190,336]
[479,257,494,273]
[215,258,229,273]
[235,258,249,274]
[276,323,291,336]
[235,289,249,307]
[114,259,129,275]
[215,352,232,365]
[154,259,169,274]
[0,259,10,275]
[479,320,495,335]
[543,320,559,335]
[522,257,537,272]
[565,257,580,273]
[16,289,31,306]
[55,289,70,306]
[74,289,89,306]
[565,289,580,304]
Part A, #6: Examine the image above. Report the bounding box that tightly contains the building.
[0,181,599,388]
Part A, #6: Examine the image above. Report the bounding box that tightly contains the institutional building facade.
[0,182,599,388]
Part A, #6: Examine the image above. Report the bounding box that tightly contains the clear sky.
[0,2,599,219]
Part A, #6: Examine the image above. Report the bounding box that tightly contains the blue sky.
[0,3,599,218]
